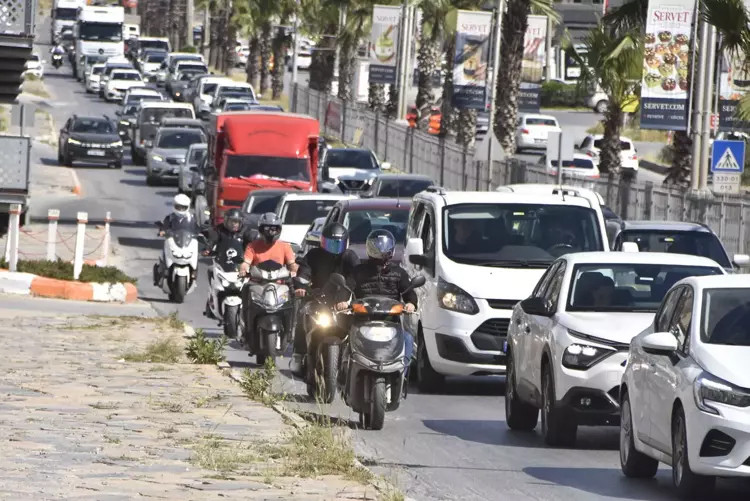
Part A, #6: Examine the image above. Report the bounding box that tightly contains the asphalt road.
[28,44,750,501]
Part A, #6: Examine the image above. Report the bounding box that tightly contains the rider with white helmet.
[154,194,197,285]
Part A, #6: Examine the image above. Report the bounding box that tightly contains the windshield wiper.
[267,177,304,190]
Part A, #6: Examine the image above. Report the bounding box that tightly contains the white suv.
[620,274,750,498]
[504,252,725,446]
[402,187,609,392]
[579,134,639,173]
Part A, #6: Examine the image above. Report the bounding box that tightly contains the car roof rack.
[425,185,445,194]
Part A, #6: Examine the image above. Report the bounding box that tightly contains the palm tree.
[369,82,386,110]
[492,0,558,155]
[569,25,642,174]
[271,25,289,99]
[337,1,373,102]
[299,0,340,92]
[416,0,452,128]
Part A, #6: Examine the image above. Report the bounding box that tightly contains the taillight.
[521,128,530,135]
[585,151,594,157]
[630,154,638,160]
[218,199,224,207]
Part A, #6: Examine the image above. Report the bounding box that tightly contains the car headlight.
[359,325,398,342]
[151,154,164,162]
[562,342,615,370]
[120,120,130,126]
[175,91,181,97]
[110,140,122,147]
[68,138,82,145]
[694,372,750,415]
[437,278,478,314]
[314,311,332,327]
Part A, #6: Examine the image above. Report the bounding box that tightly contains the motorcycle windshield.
[172,228,195,248]
[250,260,290,281]
[351,322,404,363]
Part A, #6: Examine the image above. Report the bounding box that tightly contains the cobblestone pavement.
[0,312,379,500]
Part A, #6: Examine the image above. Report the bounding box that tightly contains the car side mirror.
[641,331,678,355]
[405,237,424,259]
[733,254,750,267]
[520,297,553,317]
[381,161,392,170]
[409,254,428,267]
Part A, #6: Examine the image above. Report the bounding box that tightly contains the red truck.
[204,111,319,224]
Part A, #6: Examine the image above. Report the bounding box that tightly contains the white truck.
[51,0,86,42]
[74,5,125,79]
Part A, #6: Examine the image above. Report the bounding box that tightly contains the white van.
[402,187,610,392]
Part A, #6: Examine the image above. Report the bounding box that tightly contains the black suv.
[58,115,123,169]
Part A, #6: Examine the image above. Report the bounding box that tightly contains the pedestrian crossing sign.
[711,140,745,173]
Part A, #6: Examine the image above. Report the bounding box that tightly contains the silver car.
[146,127,207,186]
[178,143,208,195]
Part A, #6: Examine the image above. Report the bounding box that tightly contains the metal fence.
[292,84,750,256]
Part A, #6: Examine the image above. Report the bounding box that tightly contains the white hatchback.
[276,193,355,249]
[579,134,639,173]
[515,113,561,152]
[105,70,145,102]
[538,153,600,180]
[505,252,724,447]
[620,274,750,498]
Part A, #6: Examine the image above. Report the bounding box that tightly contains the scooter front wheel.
[256,331,277,367]
[362,377,386,430]
[223,305,239,340]
[172,276,187,303]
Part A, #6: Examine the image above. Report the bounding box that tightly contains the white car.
[23,54,44,79]
[85,63,106,93]
[276,193,355,249]
[139,51,167,81]
[586,90,609,114]
[104,69,145,102]
[504,252,725,447]
[579,134,640,173]
[538,153,600,179]
[193,76,233,117]
[402,188,610,392]
[236,46,249,66]
[515,113,561,152]
[620,274,750,497]
[288,49,312,71]
[178,142,208,195]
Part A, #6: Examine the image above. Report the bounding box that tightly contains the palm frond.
[702,0,750,54]
[603,0,647,34]
[530,0,561,25]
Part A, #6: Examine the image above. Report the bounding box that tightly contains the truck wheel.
[505,351,539,431]
[416,331,444,393]
[541,366,577,447]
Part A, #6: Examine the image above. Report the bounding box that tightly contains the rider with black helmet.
[289,222,360,373]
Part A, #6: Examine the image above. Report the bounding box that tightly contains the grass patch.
[0,105,8,133]
[21,75,50,98]
[165,311,184,331]
[0,258,136,283]
[193,393,224,408]
[191,435,258,473]
[185,328,227,364]
[238,358,283,405]
[258,91,290,112]
[150,398,186,413]
[103,434,121,444]
[585,122,669,143]
[122,337,182,363]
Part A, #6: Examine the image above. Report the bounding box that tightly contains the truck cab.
[204,111,319,224]
[74,5,125,79]
[51,0,86,41]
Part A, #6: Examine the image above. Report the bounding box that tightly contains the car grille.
[470,318,510,351]
[339,179,368,191]
[166,157,184,165]
[486,299,519,310]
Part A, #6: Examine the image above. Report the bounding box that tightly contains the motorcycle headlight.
[562,342,614,370]
[220,278,229,288]
[358,325,398,342]
[694,372,750,415]
[68,138,82,145]
[314,311,333,328]
[437,278,478,315]
[110,140,122,147]
[151,154,164,162]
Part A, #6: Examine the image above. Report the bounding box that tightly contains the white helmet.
[173,193,190,216]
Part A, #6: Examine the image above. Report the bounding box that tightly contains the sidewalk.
[0,308,379,499]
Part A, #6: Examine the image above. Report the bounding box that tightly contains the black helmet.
[320,222,349,255]
[258,212,282,243]
[365,229,396,263]
[223,208,243,233]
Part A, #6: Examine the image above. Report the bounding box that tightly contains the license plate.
[88,149,105,156]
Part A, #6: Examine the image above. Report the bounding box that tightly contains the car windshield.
[179,71,202,80]
[225,103,251,111]
[54,7,77,19]
[244,194,282,214]
[281,199,338,225]
[202,83,218,95]
[325,150,378,169]
[72,119,114,134]
[343,208,410,244]
[619,230,731,268]
[594,139,632,150]
[442,203,602,266]
[145,53,166,63]
[79,22,122,41]
[701,288,750,345]
[157,130,205,148]
[220,92,252,101]
[112,72,141,81]
[92,66,105,75]
[376,179,433,197]
[177,64,206,74]
[550,158,595,169]
[189,148,206,162]
[525,117,558,126]
[141,108,193,122]
[141,40,169,52]
[105,65,132,76]
[225,155,310,181]
[567,263,722,312]
[125,94,160,106]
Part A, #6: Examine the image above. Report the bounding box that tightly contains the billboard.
[519,15,547,113]
[718,1,750,131]
[639,0,696,130]
[451,10,492,109]
[368,5,401,85]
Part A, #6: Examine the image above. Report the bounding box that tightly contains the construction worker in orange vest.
[406,105,417,128]
[428,107,441,135]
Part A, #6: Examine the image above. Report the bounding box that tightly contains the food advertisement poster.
[639,0,696,130]
[451,10,492,109]
[718,0,750,130]
[519,15,547,113]
[368,5,401,85]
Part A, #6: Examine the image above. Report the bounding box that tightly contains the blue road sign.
[711,140,745,173]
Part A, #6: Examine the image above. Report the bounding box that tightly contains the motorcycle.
[153,220,202,303]
[328,273,425,430]
[241,260,294,366]
[52,53,63,68]
[205,251,247,339]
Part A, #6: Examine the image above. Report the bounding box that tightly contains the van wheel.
[620,392,658,477]
[416,331,444,393]
[672,408,715,498]
[505,351,538,431]
[541,365,577,447]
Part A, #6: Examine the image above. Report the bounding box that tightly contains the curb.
[0,270,137,303]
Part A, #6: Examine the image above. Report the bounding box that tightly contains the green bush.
[540,81,587,108]
[185,329,228,364]
[181,45,198,53]
[0,258,136,283]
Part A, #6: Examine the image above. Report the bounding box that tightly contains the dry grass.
[122,337,182,363]
[586,122,669,143]
[21,77,50,98]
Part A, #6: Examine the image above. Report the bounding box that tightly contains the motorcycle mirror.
[402,275,426,295]
[328,273,346,288]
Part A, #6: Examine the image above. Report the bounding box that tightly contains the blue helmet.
[320,222,348,255]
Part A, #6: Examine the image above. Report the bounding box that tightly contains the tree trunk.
[456,109,477,148]
[246,36,259,87]
[337,36,357,102]
[665,131,692,186]
[598,105,624,173]
[439,36,456,138]
[387,84,398,119]
[309,32,336,92]
[202,9,210,59]
[209,14,220,69]
[259,21,272,97]
[223,9,237,73]
[218,10,228,73]
[416,24,440,129]
[271,26,287,99]
[493,0,530,154]
[368,83,386,111]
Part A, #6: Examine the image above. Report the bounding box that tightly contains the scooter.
[153,221,201,303]
[328,273,425,430]
[241,260,294,366]
[52,53,63,68]
[205,252,247,339]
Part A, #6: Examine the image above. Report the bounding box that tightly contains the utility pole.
[291,10,299,111]
[545,16,553,81]
[690,18,709,192]
[202,8,210,60]
[698,24,716,191]
[486,0,506,187]
[186,0,194,49]
[395,0,413,120]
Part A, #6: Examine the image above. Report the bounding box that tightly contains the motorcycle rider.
[154,194,198,286]
[50,44,66,56]
[202,208,256,326]
[290,222,360,373]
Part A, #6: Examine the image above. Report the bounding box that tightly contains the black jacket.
[297,247,360,290]
[346,260,418,306]
[204,225,256,270]
[161,211,197,233]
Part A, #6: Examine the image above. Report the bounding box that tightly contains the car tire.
[505,350,539,431]
[111,161,122,169]
[541,365,577,447]
[672,408,715,498]
[416,330,444,393]
[146,175,157,186]
[595,100,608,114]
[57,148,64,164]
[620,391,658,478]
[64,154,73,167]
